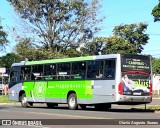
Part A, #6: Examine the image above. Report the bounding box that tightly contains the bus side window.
[44,64,57,80]
[87,61,103,79]
[32,65,43,80]
[21,66,31,81]
[104,60,115,79]
[71,62,86,79]
[57,63,71,80]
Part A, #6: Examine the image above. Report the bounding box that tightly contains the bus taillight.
[118,82,123,95]
[149,83,152,96]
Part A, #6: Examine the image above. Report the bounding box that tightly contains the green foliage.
[15,38,67,61]
[84,37,105,55]
[86,23,149,55]
[102,36,134,54]
[8,0,103,53]
[0,53,21,68]
[111,23,149,53]
[63,48,81,58]
[152,57,160,74]
[139,105,160,111]
[152,1,160,22]
[0,18,8,51]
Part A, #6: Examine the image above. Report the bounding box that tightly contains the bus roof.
[25,54,120,66]
[11,61,26,67]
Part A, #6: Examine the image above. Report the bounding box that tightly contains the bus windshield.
[120,54,152,96]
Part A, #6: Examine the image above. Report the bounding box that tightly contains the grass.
[0,95,16,103]
[136,105,160,111]
[153,95,160,98]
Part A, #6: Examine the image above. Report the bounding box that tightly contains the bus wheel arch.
[19,90,25,102]
[67,91,78,110]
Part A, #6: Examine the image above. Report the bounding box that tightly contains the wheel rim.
[69,97,75,107]
[22,96,27,106]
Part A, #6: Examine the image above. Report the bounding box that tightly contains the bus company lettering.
[127,61,144,65]
[55,83,87,89]
[122,65,149,69]
[133,79,149,88]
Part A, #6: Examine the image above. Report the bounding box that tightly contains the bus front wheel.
[67,93,78,110]
[21,93,30,108]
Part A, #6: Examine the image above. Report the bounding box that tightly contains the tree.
[102,36,133,54]
[152,57,160,74]
[152,0,160,22]
[0,18,8,51]
[8,0,103,54]
[0,53,21,68]
[102,22,149,54]
[83,37,105,55]
[15,38,66,61]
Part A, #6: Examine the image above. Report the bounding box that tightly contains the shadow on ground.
[11,104,155,113]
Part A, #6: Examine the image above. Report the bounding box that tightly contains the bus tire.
[21,93,30,108]
[67,93,78,110]
[46,103,58,108]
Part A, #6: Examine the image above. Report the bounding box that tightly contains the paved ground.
[0,102,160,128]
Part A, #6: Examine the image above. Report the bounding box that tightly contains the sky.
[0,0,160,58]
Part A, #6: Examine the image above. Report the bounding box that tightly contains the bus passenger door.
[9,67,21,101]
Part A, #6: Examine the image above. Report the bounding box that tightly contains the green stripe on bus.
[25,56,94,65]
[23,80,92,99]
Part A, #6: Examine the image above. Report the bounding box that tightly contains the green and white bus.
[8,54,152,110]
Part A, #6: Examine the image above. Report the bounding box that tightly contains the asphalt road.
[0,98,160,128]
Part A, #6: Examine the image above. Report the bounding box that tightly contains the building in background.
[0,68,8,95]
[153,74,160,95]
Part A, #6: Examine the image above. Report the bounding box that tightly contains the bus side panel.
[8,83,22,101]
[115,54,122,102]
[24,81,48,102]
[77,80,117,104]
[46,80,92,103]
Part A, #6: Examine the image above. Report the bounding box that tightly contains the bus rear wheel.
[67,93,78,110]
[21,93,30,108]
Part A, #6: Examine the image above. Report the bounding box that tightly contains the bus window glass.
[104,60,115,79]
[31,65,43,80]
[71,62,86,79]
[10,71,17,82]
[57,63,71,80]
[87,61,103,79]
[44,64,57,80]
[21,67,31,81]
